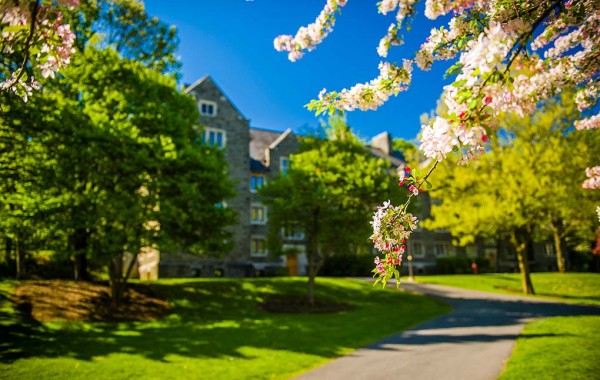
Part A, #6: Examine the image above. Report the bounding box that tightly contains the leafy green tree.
[261,117,403,304]
[158,142,236,255]
[0,89,72,278]
[48,0,185,279]
[78,0,181,77]
[43,45,235,304]
[499,95,599,273]
[425,96,599,294]
[392,138,417,161]
[0,0,237,304]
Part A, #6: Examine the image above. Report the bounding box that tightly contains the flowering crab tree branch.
[275,0,600,286]
[1,0,78,102]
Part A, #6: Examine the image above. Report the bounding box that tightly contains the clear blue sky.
[144,0,453,142]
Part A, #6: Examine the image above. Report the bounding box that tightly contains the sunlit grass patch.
[499,315,600,380]
[415,273,600,305]
[0,277,449,380]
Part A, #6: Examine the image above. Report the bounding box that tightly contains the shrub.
[435,256,490,274]
[319,254,375,277]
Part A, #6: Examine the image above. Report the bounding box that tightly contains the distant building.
[159,76,303,276]
[157,75,558,278]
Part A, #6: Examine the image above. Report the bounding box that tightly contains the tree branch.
[402,159,439,211]
[8,0,41,87]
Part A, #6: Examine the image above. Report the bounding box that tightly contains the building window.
[484,238,497,247]
[434,243,454,256]
[251,204,267,224]
[280,157,290,175]
[411,241,425,258]
[282,224,304,240]
[251,237,267,257]
[544,243,555,256]
[199,100,217,116]
[204,128,226,148]
[250,174,266,192]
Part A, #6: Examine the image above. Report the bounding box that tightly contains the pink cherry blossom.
[582,167,600,189]
[1,1,77,101]
[276,0,600,285]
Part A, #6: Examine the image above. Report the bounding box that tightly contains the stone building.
[248,127,304,274]
[157,75,557,278]
[159,76,303,276]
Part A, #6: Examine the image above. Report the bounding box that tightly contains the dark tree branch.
[9,0,41,87]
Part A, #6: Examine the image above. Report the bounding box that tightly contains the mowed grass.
[415,272,600,305]
[0,277,449,380]
[499,315,600,380]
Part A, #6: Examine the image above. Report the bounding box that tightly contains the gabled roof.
[249,127,285,162]
[368,131,406,168]
[268,128,292,150]
[367,146,405,167]
[184,75,211,93]
[184,75,248,120]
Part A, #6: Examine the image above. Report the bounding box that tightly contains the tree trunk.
[511,231,535,295]
[5,238,12,274]
[108,252,139,307]
[306,207,320,305]
[5,237,11,262]
[72,228,89,281]
[516,246,535,294]
[307,257,315,305]
[551,226,565,273]
[108,254,124,307]
[15,238,26,279]
[74,254,89,281]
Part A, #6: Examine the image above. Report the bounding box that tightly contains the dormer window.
[199,100,217,117]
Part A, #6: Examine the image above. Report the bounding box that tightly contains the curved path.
[295,281,600,380]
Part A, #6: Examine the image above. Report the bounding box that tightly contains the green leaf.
[452,79,467,88]
[457,90,472,104]
[468,98,478,110]
[2,25,28,33]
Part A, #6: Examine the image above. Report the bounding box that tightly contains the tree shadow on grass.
[0,278,440,365]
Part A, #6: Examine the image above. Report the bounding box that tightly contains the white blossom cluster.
[317,60,413,112]
[1,0,78,101]
[575,114,600,131]
[376,0,418,58]
[415,16,470,71]
[275,0,600,263]
[276,0,600,161]
[370,200,418,252]
[582,167,600,190]
[419,20,525,161]
[273,0,347,62]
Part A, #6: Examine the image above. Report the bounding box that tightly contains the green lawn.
[0,277,449,380]
[499,315,600,380]
[415,272,600,305]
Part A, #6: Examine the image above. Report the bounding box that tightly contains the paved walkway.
[296,281,600,380]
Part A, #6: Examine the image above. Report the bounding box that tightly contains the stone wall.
[187,77,251,258]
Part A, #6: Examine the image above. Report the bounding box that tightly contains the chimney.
[370,131,392,156]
